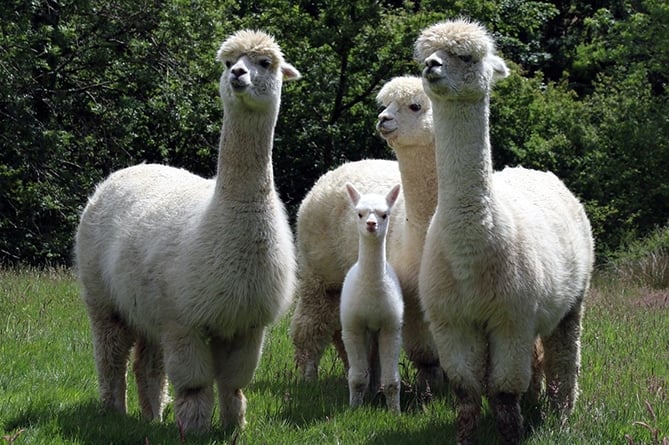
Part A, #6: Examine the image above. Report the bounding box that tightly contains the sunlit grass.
[1,267,667,444]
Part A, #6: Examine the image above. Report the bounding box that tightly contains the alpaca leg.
[163,327,214,433]
[332,329,350,371]
[291,276,341,380]
[490,392,523,445]
[86,304,135,415]
[433,322,486,444]
[368,334,381,398]
[342,327,370,408]
[542,302,583,418]
[133,335,167,421]
[211,327,265,429]
[487,325,535,445]
[402,294,444,393]
[378,327,402,412]
[524,337,545,407]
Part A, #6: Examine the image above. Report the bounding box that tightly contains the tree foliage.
[1,0,667,266]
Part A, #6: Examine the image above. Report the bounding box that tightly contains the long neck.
[357,234,387,278]
[433,97,494,223]
[214,105,278,203]
[395,142,438,232]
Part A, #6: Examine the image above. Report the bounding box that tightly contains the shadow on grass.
[5,399,238,445]
[251,374,350,426]
[365,417,458,445]
[250,365,457,428]
[363,402,544,445]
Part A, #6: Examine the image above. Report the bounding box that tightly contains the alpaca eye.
[358,213,363,219]
[458,55,473,63]
[225,61,232,68]
[409,103,422,112]
[259,59,271,69]
[381,213,388,219]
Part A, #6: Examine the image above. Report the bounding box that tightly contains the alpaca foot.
[349,381,366,408]
[302,360,319,381]
[296,349,321,381]
[220,388,247,429]
[454,386,481,445]
[174,386,214,433]
[416,363,446,395]
[384,381,401,412]
[100,387,127,415]
[491,392,523,445]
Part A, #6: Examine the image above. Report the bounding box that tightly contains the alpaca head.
[376,76,434,151]
[216,30,301,111]
[414,19,509,102]
[345,183,401,239]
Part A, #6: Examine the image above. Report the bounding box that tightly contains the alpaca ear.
[489,54,510,81]
[345,183,361,206]
[281,62,302,82]
[386,184,401,208]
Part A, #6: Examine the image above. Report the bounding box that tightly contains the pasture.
[1,268,667,444]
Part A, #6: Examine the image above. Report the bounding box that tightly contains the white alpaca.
[290,77,444,389]
[415,19,594,444]
[340,183,404,412]
[74,30,300,432]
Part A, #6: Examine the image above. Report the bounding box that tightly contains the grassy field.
[1,268,667,444]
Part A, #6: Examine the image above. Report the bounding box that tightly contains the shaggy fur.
[290,77,444,389]
[75,29,300,433]
[340,184,403,412]
[415,19,594,444]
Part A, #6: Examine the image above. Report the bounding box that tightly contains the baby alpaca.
[340,183,404,412]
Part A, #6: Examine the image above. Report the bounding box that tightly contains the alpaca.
[415,19,594,444]
[340,183,403,412]
[290,76,444,390]
[74,30,300,433]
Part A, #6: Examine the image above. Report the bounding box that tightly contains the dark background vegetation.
[1,0,668,267]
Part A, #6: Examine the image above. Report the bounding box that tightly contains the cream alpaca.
[290,76,443,389]
[75,30,300,432]
[415,19,594,444]
[340,183,403,412]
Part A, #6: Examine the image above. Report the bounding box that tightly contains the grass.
[1,267,667,444]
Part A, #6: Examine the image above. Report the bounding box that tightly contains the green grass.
[1,268,667,444]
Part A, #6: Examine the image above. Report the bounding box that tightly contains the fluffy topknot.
[414,18,495,63]
[216,29,285,64]
[376,76,427,106]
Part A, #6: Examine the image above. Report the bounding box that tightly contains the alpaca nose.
[366,220,377,232]
[231,67,247,78]
[425,55,443,69]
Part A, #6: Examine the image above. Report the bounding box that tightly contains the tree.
[1,0,667,265]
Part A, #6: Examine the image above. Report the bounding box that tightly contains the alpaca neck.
[357,235,387,279]
[433,98,494,222]
[215,105,278,203]
[395,143,438,231]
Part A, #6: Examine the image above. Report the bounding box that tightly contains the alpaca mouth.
[378,127,396,137]
[423,68,442,83]
[377,124,398,137]
[230,78,250,91]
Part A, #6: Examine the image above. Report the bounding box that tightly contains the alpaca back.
[76,164,214,332]
[493,167,593,332]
